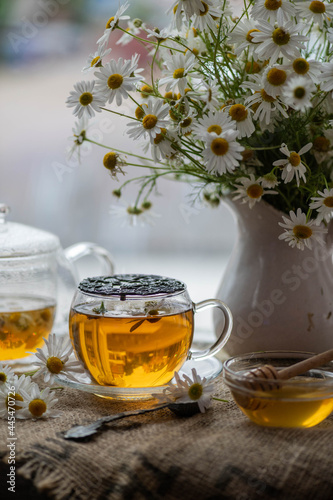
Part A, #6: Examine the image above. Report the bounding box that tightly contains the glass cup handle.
[64,242,115,281]
[188,299,233,361]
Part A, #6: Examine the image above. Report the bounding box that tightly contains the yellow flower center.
[199,2,209,16]
[246,29,260,43]
[127,206,142,215]
[188,383,203,400]
[46,356,63,374]
[0,372,7,383]
[260,88,275,102]
[272,28,290,46]
[6,393,24,411]
[207,124,222,135]
[164,91,178,101]
[90,56,101,68]
[264,0,282,11]
[245,61,261,74]
[229,104,248,122]
[173,4,178,15]
[293,58,310,75]
[142,114,158,130]
[135,103,148,120]
[141,84,153,98]
[313,136,330,152]
[324,196,333,208]
[309,1,326,14]
[267,67,287,86]
[173,68,185,79]
[246,184,263,199]
[293,225,312,239]
[29,399,47,418]
[211,138,229,156]
[294,86,306,99]
[103,152,118,170]
[180,117,192,128]
[79,92,93,106]
[107,74,123,90]
[154,128,167,145]
[106,16,115,29]
[289,152,301,166]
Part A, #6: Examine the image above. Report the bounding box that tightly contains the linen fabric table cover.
[1,376,333,500]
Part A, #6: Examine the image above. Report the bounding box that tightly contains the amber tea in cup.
[69,274,232,388]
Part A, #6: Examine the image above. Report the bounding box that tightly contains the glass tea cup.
[69,274,233,388]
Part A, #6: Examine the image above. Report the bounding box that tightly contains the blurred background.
[0,0,238,317]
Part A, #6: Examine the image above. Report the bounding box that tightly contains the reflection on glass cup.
[69,274,233,388]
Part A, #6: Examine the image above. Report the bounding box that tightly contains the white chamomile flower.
[251,18,308,65]
[146,26,171,42]
[319,62,333,92]
[192,110,235,139]
[185,27,207,56]
[143,128,179,161]
[282,76,316,111]
[243,74,288,125]
[32,334,84,385]
[192,0,224,33]
[158,368,215,413]
[82,43,111,73]
[262,65,290,97]
[227,103,255,138]
[66,81,106,119]
[103,151,126,179]
[233,174,277,208]
[127,97,169,141]
[109,203,160,227]
[159,51,198,96]
[261,172,280,188]
[250,0,296,23]
[281,57,322,84]
[0,374,33,418]
[310,188,333,223]
[17,384,60,420]
[116,19,143,46]
[0,364,15,386]
[228,18,261,58]
[273,142,312,186]
[198,78,221,112]
[178,110,197,135]
[68,116,90,159]
[94,57,143,106]
[97,2,131,48]
[295,0,333,29]
[169,0,205,22]
[203,129,244,175]
[278,208,327,250]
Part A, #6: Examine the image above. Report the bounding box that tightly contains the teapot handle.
[64,242,114,281]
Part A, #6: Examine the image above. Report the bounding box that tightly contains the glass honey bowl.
[223,351,333,428]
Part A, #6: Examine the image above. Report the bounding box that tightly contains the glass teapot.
[0,204,114,364]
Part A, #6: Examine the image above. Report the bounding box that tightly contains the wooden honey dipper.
[232,348,333,411]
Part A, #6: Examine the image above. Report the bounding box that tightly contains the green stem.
[100,107,139,122]
[84,138,165,164]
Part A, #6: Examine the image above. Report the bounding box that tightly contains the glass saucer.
[55,356,223,401]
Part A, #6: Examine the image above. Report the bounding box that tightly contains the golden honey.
[232,380,333,428]
[0,296,56,361]
[69,304,194,387]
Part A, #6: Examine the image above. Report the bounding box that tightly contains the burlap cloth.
[1,375,333,500]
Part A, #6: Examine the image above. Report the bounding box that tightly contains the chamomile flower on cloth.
[319,62,333,92]
[227,103,255,138]
[233,174,277,208]
[192,110,234,139]
[159,51,198,96]
[262,65,290,98]
[82,43,111,73]
[66,81,106,119]
[32,334,84,385]
[295,0,333,29]
[250,0,296,23]
[281,57,322,84]
[0,374,33,418]
[94,57,143,106]
[278,208,327,250]
[17,384,60,420]
[97,1,130,48]
[0,363,14,385]
[159,368,215,413]
[228,18,261,58]
[192,0,224,33]
[127,97,169,141]
[203,129,244,175]
[251,17,308,66]
[282,76,316,111]
[273,142,312,186]
[310,188,333,223]
[243,74,288,125]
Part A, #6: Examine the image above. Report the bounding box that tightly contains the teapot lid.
[0,204,60,258]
